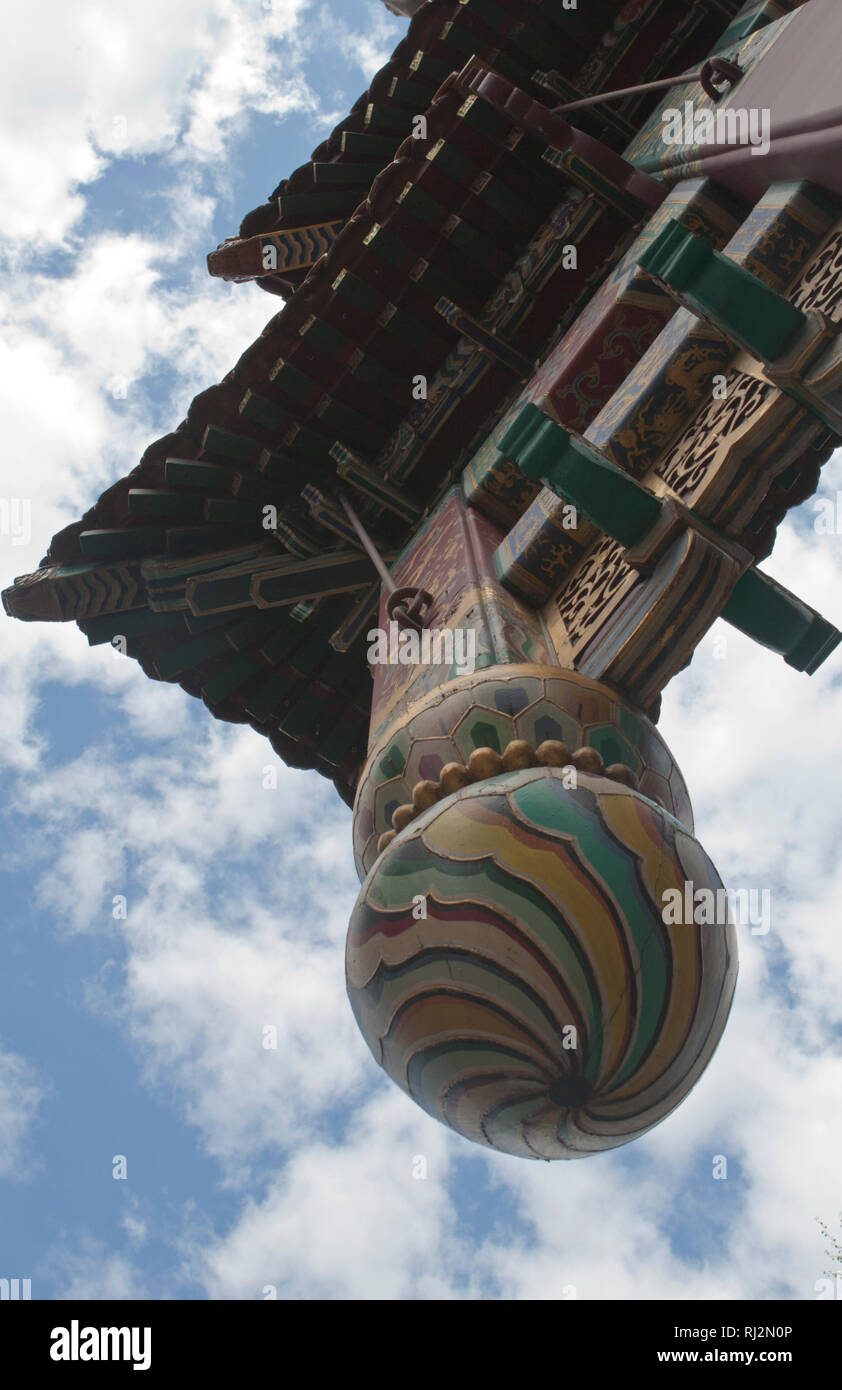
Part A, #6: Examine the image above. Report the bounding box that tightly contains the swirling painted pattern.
[347,768,737,1160]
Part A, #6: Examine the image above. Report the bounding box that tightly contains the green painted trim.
[279,695,323,738]
[83,608,185,645]
[240,389,294,431]
[387,78,436,108]
[331,269,386,313]
[278,187,361,219]
[340,131,398,158]
[639,220,807,362]
[724,570,842,673]
[258,629,300,666]
[508,404,841,674]
[202,425,259,463]
[164,525,256,556]
[154,632,228,680]
[128,490,204,521]
[201,652,264,704]
[203,497,260,525]
[320,714,365,765]
[79,528,166,560]
[299,317,350,359]
[364,103,414,134]
[165,459,234,491]
[312,161,383,185]
[506,405,660,545]
[426,139,475,183]
[408,52,453,86]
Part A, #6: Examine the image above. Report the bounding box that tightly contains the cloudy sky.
[0,0,840,1301]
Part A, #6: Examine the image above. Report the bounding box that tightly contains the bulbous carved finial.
[379,0,428,16]
[347,765,737,1160]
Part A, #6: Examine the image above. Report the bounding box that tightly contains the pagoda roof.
[212,0,648,297]
[210,0,747,297]
[2,0,748,804]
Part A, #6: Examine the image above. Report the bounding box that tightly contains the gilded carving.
[790,224,842,320]
[554,533,635,651]
[657,369,775,503]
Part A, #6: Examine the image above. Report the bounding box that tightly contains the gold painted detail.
[554,533,635,652]
[657,368,774,503]
[376,738,637,854]
[791,224,842,321]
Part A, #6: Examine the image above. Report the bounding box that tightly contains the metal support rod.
[338,492,396,593]
[555,73,704,112]
[553,58,742,113]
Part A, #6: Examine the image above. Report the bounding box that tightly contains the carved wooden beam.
[207,221,344,282]
[509,404,841,675]
[452,58,665,216]
[640,219,842,433]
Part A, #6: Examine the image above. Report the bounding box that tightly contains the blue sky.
[1,0,841,1301]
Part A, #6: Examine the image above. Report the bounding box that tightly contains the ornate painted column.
[346,485,737,1161]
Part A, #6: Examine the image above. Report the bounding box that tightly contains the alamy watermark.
[367,621,476,675]
[813,492,842,533]
[50,1322,151,1371]
[662,880,771,935]
[662,102,771,157]
[0,1277,31,1299]
[0,498,31,546]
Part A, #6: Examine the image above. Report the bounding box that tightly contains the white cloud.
[5,471,842,1297]
[120,1196,150,1247]
[0,1044,45,1181]
[47,1236,149,1300]
[316,2,403,81]
[187,1088,470,1300]
[3,0,842,1305]
[0,230,275,564]
[0,0,319,247]
[180,2,321,160]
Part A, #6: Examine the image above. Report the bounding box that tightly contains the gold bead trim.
[376,741,638,854]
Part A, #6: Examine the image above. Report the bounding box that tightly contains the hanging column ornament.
[337,492,433,634]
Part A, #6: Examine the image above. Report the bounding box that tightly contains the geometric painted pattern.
[353,665,692,878]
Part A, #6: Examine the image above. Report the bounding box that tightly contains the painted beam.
[453,59,665,215]
[183,549,380,615]
[505,408,660,544]
[640,218,842,433]
[510,403,841,673]
[639,219,808,362]
[329,583,381,653]
[434,298,535,376]
[2,560,143,622]
[330,445,422,523]
[207,221,344,282]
